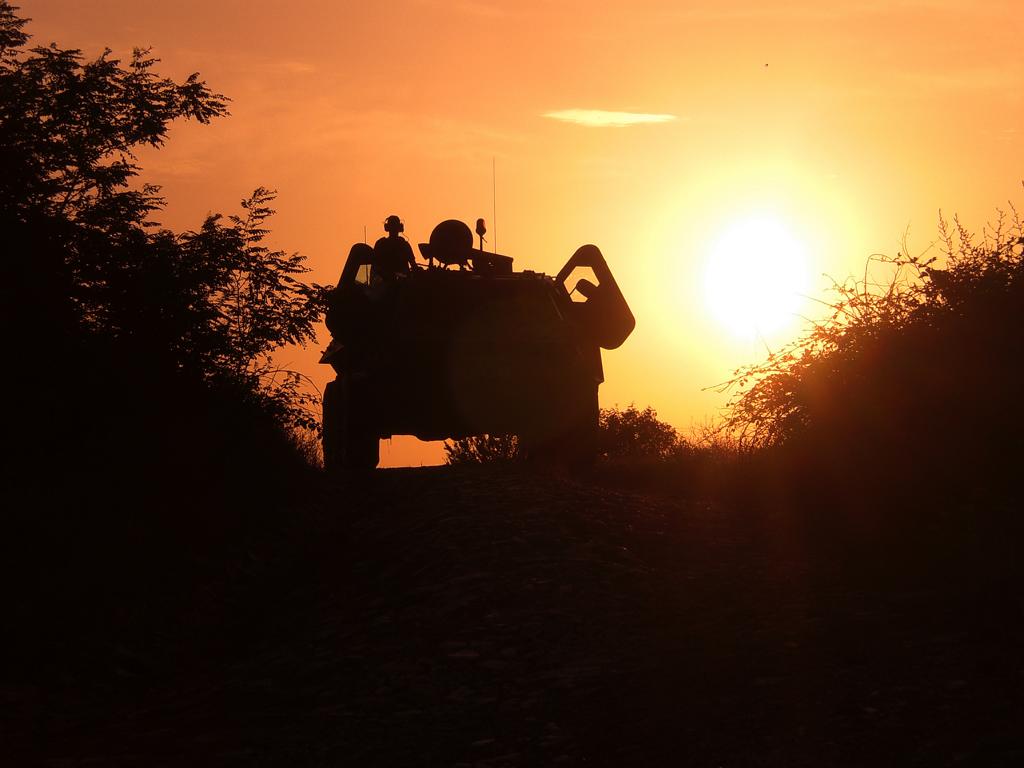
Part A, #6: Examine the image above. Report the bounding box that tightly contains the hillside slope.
[8,466,1023,766]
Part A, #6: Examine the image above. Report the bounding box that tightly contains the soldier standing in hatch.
[371,215,417,284]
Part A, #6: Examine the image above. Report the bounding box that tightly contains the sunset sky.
[26,0,1024,465]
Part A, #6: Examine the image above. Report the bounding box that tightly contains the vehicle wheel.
[520,380,599,471]
[562,379,600,470]
[322,377,379,473]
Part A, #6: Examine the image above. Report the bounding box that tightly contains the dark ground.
[6,465,1024,766]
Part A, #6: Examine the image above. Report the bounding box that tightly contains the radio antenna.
[492,157,497,253]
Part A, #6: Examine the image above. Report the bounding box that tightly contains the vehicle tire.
[520,379,599,471]
[562,379,600,470]
[322,377,379,474]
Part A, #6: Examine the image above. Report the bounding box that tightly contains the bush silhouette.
[718,205,1024,491]
[444,433,521,465]
[598,404,682,460]
[1,1,325,475]
[444,405,683,465]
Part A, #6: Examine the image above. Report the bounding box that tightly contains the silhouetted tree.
[175,187,325,430]
[1,3,226,332]
[1,2,324,433]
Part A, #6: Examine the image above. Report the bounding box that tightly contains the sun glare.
[703,214,810,341]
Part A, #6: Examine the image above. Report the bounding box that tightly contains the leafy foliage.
[443,405,684,465]
[717,203,1024,482]
[1,2,324,433]
[444,434,521,465]
[179,187,326,431]
[598,404,682,460]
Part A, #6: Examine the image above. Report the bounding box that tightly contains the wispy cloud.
[279,60,317,75]
[413,0,510,18]
[543,109,679,128]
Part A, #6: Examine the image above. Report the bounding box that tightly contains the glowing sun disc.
[703,214,810,340]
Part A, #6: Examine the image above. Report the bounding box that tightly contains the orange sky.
[26,0,1024,465]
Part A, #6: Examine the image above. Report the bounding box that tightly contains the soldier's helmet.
[384,215,404,234]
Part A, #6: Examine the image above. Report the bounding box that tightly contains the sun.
[702,214,810,341]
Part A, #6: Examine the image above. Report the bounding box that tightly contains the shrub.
[443,434,521,465]
[1,1,325,448]
[598,404,683,461]
[717,203,1024,486]
[443,405,685,465]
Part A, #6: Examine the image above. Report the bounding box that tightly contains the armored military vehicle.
[321,219,634,471]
